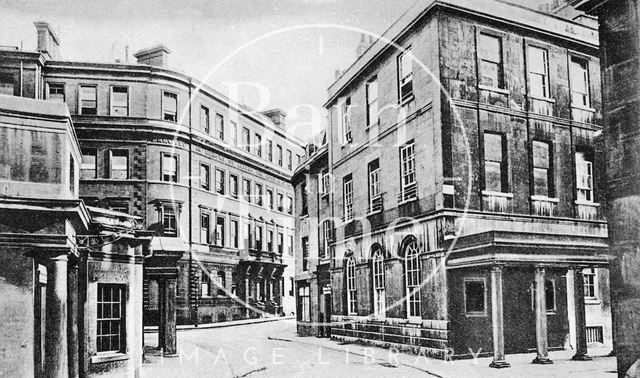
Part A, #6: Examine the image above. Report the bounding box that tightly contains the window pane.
[81,151,96,179]
[478,34,501,63]
[465,280,485,313]
[485,162,502,192]
[480,61,499,87]
[533,168,549,196]
[164,93,177,112]
[532,141,549,169]
[112,87,127,105]
[484,133,503,162]
[545,280,555,310]
[529,47,547,75]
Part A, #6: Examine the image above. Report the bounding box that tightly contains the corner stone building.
[0,22,303,327]
[296,0,615,366]
[571,0,640,376]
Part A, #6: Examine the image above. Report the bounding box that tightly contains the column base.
[532,356,554,364]
[572,354,593,361]
[489,360,511,369]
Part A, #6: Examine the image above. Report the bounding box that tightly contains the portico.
[447,230,612,368]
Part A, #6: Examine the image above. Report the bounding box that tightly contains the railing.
[586,326,604,344]
[529,96,554,116]
[572,106,596,124]
[481,191,513,213]
[398,184,418,203]
[367,195,383,214]
[531,196,559,217]
[575,201,602,221]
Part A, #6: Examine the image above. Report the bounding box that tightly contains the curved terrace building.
[0,23,303,326]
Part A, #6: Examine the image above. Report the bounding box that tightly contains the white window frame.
[200,105,210,134]
[162,91,178,121]
[299,286,310,322]
[400,142,417,201]
[372,248,385,317]
[109,150,128,180]
[583,268,598,300]
[398,47,414,103]
[200,212,210,244]
[110,86,129,116]
[404,239,421,320]
[79,85,97,115]
[528,46,550,99]
[368,160,381,212]
[576,151,594,203]
[346,257,357,316]
[215,113,224,140]
[478,33,504,89]
[322,220,332,258]
[321,171,331,196]
[570,56,591,108]
[343,176,354,222]
[342,97,352,144]
[366,78,379,126]
[200,163,210,191]
[161,153,179,183]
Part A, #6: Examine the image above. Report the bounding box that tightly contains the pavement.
[140,318,617,378]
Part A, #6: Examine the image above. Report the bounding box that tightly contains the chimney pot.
[133,44,172,67]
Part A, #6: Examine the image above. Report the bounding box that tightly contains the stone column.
[161,278,178,356]
[572,269,593,361]
[533,267,553,364]
[45,254,69,378]
[489,266,510,368]
[67,258,80,378]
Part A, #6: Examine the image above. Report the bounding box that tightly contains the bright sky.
[1,0,541,141]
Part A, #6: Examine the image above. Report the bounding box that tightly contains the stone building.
[300,0,615,367]
[0,94,151,377]
[0,22,304,327]
[293,131,332,337]
[570,0,640,376]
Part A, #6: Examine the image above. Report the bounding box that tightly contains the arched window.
[403,238,421,319]
[346,256,357,315]
[372,246,385,317]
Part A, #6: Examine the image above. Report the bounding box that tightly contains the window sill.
[407,317,422,325]
[399,94,415,107]
[481,191,514,198]
[478,85,509,95]
[530,195,559,203]
[91,353,129,364]
[571,104,596,113]
[365,121,380,132]
[465,312,488,318]
[529,96,556,103]
[575,200,600,207]
[367,209,382,216]
[585,298,602,305]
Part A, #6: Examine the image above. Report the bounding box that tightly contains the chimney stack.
[356,33,374,57]
[262,109,287,129]
[34,21,60,59]
[133,45,171,67]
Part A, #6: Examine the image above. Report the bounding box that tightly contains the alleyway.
[139,319,616,378]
